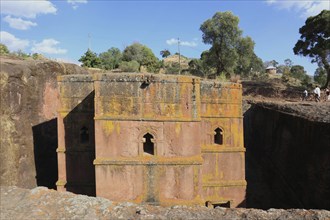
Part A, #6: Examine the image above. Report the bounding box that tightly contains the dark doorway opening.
[213,201,231,208]
[33,118,58,189]
[205,201,231,208]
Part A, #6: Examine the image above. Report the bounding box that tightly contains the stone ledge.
[94,116,201,122]
[94,156,203,165]
[202,180,247,187]
[202,146,246,153]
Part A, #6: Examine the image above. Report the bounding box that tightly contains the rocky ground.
[244,99,330,123]
[1,186,329,220]
[242,78,330,123]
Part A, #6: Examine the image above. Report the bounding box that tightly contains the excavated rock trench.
[1,57,329,218]
[243,100,330,209]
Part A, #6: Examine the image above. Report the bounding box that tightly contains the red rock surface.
[1,186,329,220]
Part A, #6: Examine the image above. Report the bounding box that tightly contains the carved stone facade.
[56,73,246,207]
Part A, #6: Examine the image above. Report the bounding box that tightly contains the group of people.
[302,86,330,102]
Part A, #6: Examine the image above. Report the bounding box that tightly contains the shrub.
[119,60,140,72]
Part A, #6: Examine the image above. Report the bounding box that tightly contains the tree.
[119,60,140,72]
[290,65,307,80]
[249,53,264,75]
[284,58,293,68]
[290,65,311,86]
[99,47,122,70]
[122,43,160,73]
[79,49,101,68]
[293,10,330,88]
[0,43,10,55]
[200,11,242,76]
[235,36,256,76]
[314,67,327,86]
[160,49,171,58]
[188,58,206,77]
[270,60,279,67]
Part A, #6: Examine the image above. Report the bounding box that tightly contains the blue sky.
[1,0,329,75]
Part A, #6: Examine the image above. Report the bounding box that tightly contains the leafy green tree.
[249,53,264,75]
[99,47,122,70]
[277,59,293,75]
[235,36,256,77]
[122,43,144,64]
[79,49,101,68]
[290,65,307,81]
[122,43,160,73]
[119,60,140,72]
[293,10,330,88]
[200,11,242,76]
[188,58,207,77]
[314,67,327,86]
[160,49,171,58]
[0,43,10,55]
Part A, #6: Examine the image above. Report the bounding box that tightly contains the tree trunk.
[323,68,330,89]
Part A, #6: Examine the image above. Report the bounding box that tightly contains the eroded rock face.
[244,100,330,209]
[1,186,329,220]
[0,56,88,188]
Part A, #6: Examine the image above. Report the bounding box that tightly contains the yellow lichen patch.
[175,122,181,135]
[116,122,120,134]
[102,121,115,135]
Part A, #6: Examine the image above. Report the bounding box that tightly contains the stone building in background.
[266,66,277,74]
[56,73,246,207]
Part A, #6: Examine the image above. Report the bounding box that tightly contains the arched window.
[214,127,223,145]
[143,133,154,155]
[80,126,89,143]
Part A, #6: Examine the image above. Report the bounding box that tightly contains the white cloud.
[4,16,37,30]
[266,0,329,18]
[166,38,198,47]
[166,38,178,45]
[31,39,67,54]
[0,31,30,51]
[67,0,88,10]
[0,0,57,18]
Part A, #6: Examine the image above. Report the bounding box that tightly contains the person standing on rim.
[313,86,321,102]
[302,89,308,101]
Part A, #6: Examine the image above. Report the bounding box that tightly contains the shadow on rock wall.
[244,104,330,210]
[64,91,96,196]
[33,119,58,189]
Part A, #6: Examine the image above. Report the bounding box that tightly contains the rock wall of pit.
[243,102,330,209]
[0,57,88,188]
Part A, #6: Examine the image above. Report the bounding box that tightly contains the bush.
[119,60,140,72]
[216,73,227,82]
